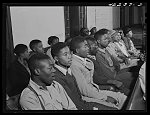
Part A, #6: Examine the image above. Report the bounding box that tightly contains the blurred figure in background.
[45,36,59,64]
[29,39,45,58]
[90,27,97,38]
[107,30,139,70]
[122,27,141,57]
[6,44,31,110]
[80,27,90,37]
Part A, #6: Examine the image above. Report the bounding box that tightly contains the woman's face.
[112,32,122,42]
[126,30,133,38]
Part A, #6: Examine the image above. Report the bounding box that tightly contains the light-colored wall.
[87,6,120,31]
[10,6,65,50]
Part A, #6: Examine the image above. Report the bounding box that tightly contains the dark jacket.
[7,59,31,97]
[94,50,133,89]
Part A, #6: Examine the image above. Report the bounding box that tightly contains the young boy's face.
[56,46,72,67]
[97,34,109,48]
[76,40,89,58]
[34,42,44,53]
[22,48,30,60]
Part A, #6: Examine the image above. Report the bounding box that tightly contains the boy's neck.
[56,62,69,70]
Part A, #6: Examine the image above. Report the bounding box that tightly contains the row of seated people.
[6,26,145,110]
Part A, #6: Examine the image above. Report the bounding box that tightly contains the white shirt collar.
[54,64,72,75]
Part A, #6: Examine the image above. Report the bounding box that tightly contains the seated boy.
[70,36,127,110]
[85,36,130,95]
[6,44,31,110]
[44,36,59,64]
[94,29,137,90]
[51,42,117,110]
[29,39,45,58]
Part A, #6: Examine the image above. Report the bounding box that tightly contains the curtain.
[6,6,14,70]
[5,6,15,95]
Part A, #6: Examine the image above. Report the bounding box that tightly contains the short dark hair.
[29,39,42,51]
[28,53,50,76]
[47,36,59,45]
[70,36,85,54]
[51,42,68,58]
[122,27,132,36]
[94,28,109,40]
[14,44,28,56]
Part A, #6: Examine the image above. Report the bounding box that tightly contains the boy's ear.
[54,56,59,62]
[76,48,79,54]
[34,69,40,75]
[33,48,36,52]
[97,40,100,44]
